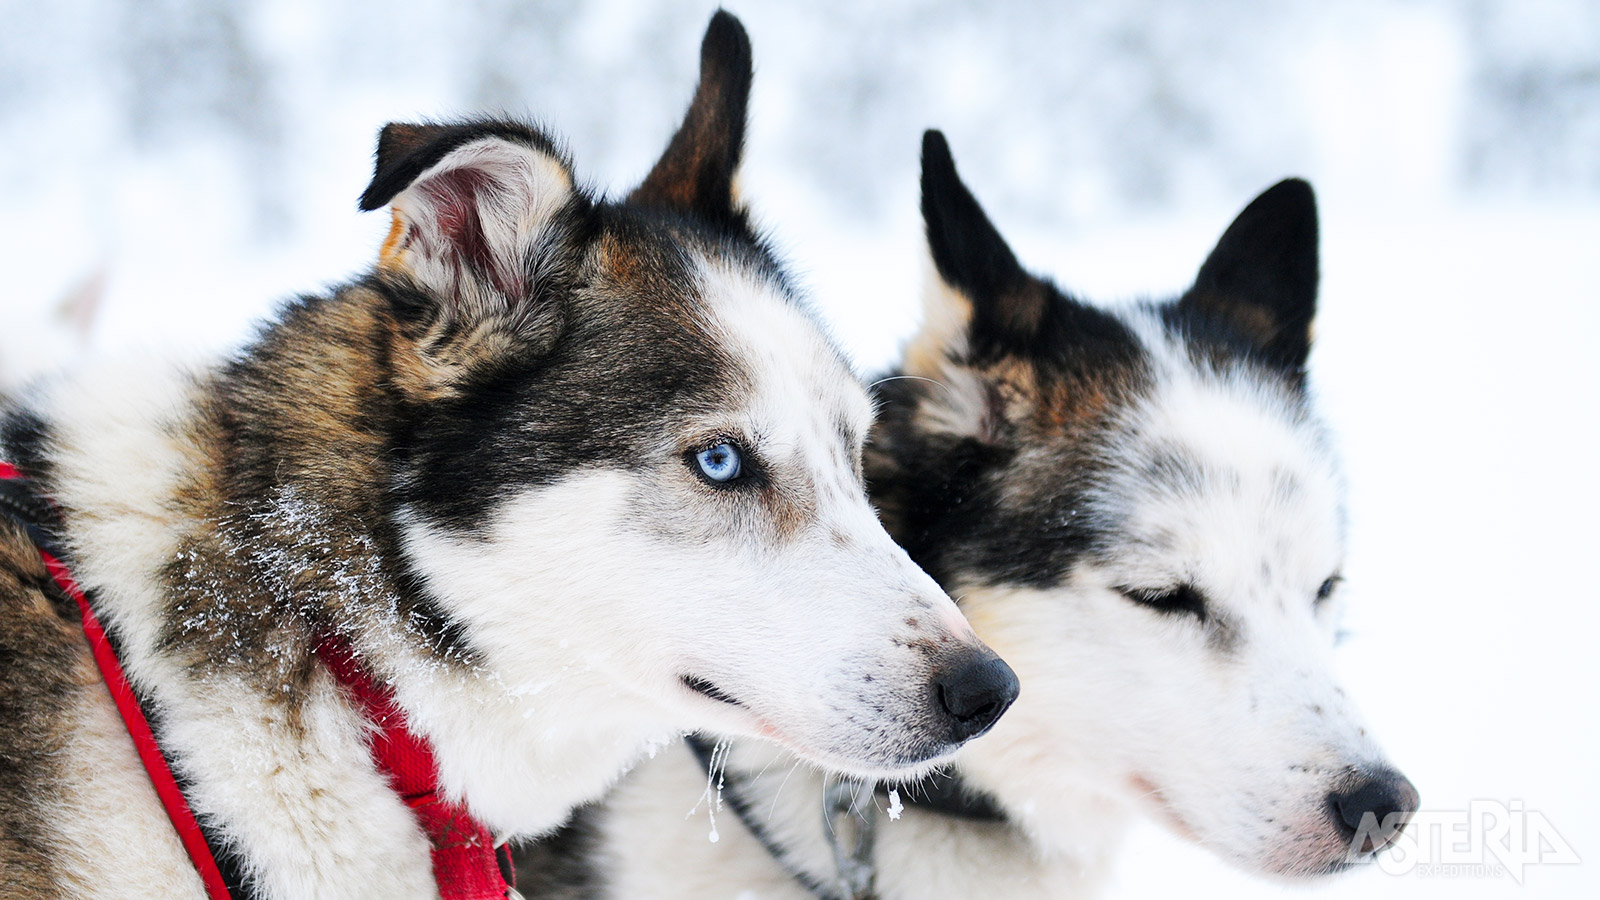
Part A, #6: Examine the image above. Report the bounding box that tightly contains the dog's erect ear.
[905,132,1143,445]
[359,120,578,311]
[912,130,1053,371]
[628,10,752,223]
[1181,178,1320,376]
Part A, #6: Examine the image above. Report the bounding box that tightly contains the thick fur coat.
[520,131,1419,899]
[0,18,1015,900]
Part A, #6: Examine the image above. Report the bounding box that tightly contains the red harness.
[0,462,516,899]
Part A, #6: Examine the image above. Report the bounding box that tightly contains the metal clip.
[822,777,878,900]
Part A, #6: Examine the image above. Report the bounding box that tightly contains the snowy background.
[1,1,1596,897]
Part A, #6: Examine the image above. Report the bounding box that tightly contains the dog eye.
[1315,575,1342,606]
[1117,584,1208,621]
[692,441,744,484]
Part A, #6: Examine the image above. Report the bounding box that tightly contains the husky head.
[358,20,1016,786]
[866,131,1416,877]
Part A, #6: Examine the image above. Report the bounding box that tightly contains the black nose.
[933,652,1020,744]
[1328,767,1419,854]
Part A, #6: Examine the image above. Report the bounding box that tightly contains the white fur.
[385,137,575,320]
[8,227,991,897]
[45,651,204,899]
[396,261,986,840]
[576,303,1405,897]
[33,361,436,898]
[6,119,1008,896]
[6,203,992,896]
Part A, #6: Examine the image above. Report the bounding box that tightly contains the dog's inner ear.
[1180,178,1320,376]
[910,130,1053,375]
[627,11,752,225]
[359,121,577,312]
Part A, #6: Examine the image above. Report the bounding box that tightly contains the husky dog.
[0,18,1020,899]
[521,131,1418,899]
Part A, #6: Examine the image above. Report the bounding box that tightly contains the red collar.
[0,462,516,899]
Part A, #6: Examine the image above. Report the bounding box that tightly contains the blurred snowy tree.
[0,0,1594,247]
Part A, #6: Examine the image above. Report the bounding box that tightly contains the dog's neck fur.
[5,286,678,896]
[571,715,1127,900]
[797,612,1141,897]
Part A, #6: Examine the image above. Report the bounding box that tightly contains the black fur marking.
[1177,178,1319,381]
[920,132,1148,375]
[884,138,1328,594]
[388,205,766,535]
[0,474,64,562]
[920,129,1048,356]
[629,10,753,232]
[511,803,607,900]
[357,119,569,213]
[680,674,743,707]
[866,411,1029,586]
[1116,583,1209,621]
[379,517,481,664]
[867,315,1146,590]
[886,768,1008,824]
[0,406,54,487]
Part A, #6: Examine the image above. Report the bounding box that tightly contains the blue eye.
[695,442,743,483]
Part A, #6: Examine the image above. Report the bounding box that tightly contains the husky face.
[869,133,1416,876]
[371,23,1014,783]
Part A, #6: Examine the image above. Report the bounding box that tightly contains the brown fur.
[630,11,752,222]
[146,288,480,700]
[0,520,91,897]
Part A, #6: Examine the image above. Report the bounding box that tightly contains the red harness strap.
[0,463,237,900]
[0,462,514,899]
[317,635,516,899]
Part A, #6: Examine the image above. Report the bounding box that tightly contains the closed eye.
[1315,575,1343,607]
[1117,583,1208,622]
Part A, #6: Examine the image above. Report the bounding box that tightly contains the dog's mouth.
[679,674,745,708]
[679,676,958,779]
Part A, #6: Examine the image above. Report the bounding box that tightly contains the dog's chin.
[675,674,958,780]
[1127,777,1368,883]
[1248,816,1397,881]
[1247,849,1366,882]
[1228,810,1387,881]
[800,743,960,784]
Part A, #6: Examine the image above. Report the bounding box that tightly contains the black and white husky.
[0,19,1018,899]
[520,131,1419,899]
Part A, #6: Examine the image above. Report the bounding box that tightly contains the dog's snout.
[1328,767,1419,855]
[933,652,1020,744]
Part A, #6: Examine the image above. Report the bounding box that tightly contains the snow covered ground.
[1,1,1596,896]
